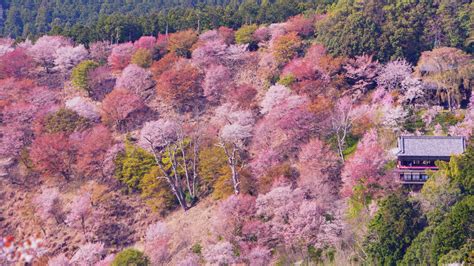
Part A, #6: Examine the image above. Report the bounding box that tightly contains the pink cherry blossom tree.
[70,242,104,266]
[259,84,291,114]
[144,222,170,265]
[115,64,155,101]
[246,246,271,266]
[203,64,232,104]
[89,41,112,64]
[344,55,380,97]
[297,138,341,201]
[66,192,98,239]
[28,35,72,72]
[341,129,388,197]
[107,42,135,71]
[177,253,200,266]
[251,95,315,178]
[376,59,412,91]
[54,45,89,72]
[65,96,100,120]
[75,125,113,179]
[203,241,237,265]
[33,187,64,224]
[134,36,157,51]
[330,96,368,161]
[101,89,144,130]
[138,119,200,210]
[213,194,256,241]
[215,105,255,194]
[47,253,70,266]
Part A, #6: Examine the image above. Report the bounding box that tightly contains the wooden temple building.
[396,136,466,184]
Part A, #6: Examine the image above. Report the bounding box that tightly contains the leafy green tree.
[140,166,177,215]
[112,248,149,266]
[114,143,155,192]
[71,60,99,93]
[431,195,474,263]
[131,48,153,68]
[44,108,90,134]
[235,24,258,49]
[364,191,426,265]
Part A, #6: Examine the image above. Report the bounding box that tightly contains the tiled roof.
[397,136,466,157]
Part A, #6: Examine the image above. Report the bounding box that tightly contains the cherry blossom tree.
[0,48,34,79]
[253,27,271,43]
[0,38,14,56]
[70,242,104,266]
[215,105,255,194]
[66,192,97,239]
[246,246,271,266]
[203,241,237,265]
[285,14,315,37]
[297,139,341,200]
[376,59,412,91]
[134,36,157,51]
[330,97,368,161]
[87,65,115,101]
[54,45,88,72]
[89,41,112,64]
[344,55,380,98]
[255,185,341,248]
[228,83,258,110]
[155,61,203,112]
[115,64,155,101]
[107,42,135,71]
[191,39,228,67]
[213,194,256,241]
[203,64,231,104]
[138,119,201,210]
[47,253,70,266]
[341,129,388,197]
[144,222,170,264]
[34,187,64,224]
[251,95,315,178]
[65,96,100,120]
[28,35,72,72]
[177,254,200,266]
[399,77,426,105]
[0,79,58,158]
[260,84,291,114]
[101,89,144,130]
[75,125,113,179]
[30,133,76,181]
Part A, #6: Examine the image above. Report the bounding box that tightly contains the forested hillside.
[0,0,473,265]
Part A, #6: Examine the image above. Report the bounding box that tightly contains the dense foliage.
[0,2,472,265]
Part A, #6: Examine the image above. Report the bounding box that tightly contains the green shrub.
[112,248,149,266]
[403,109,424,133]
[433,111,464,131]
[71,60,99,92]
[44,108,89,133]
[235,24,258,46]
[278,74,295,87]
[114,143,156,192]
[431,195,474,263]
[364,191,426,265]
[191,242,202,254]
[131,48,153,68]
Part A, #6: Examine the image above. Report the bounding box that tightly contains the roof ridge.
[399,136,464,139]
